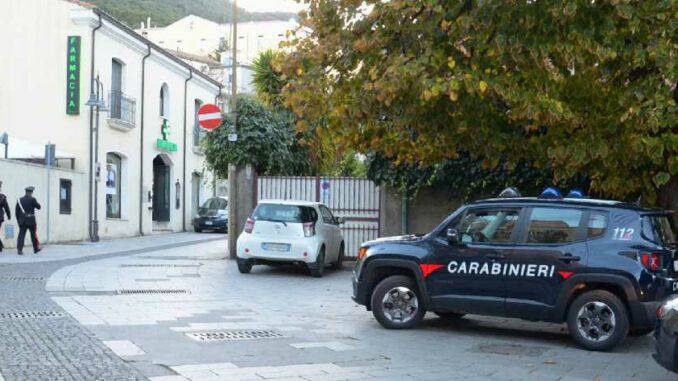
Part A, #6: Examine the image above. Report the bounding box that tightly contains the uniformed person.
[15,186,41,255]
[0,181,11,252]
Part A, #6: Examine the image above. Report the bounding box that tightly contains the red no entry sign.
[197,104,223,130]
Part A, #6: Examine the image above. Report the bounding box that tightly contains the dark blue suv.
[352,195,677,351]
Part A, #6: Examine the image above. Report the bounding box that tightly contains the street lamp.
[86,74,107,242]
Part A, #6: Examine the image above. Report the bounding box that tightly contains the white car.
[236,200,345,277]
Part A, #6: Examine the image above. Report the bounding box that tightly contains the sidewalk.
[0,232,226,264]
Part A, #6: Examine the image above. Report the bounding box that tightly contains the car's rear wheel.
[237,261,252,274]
[567,290,629,351]
[435,312,466,320]
[310,247,325,278]
[332,243,345,270]
[371,275,425,329]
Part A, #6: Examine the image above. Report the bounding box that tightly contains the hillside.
[90,0,297,28]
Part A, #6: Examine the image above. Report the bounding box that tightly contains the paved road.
[10,238,670,381]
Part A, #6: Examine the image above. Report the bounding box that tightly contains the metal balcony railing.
[108,90,136,127]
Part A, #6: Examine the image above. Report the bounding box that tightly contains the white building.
[0,0,222,246]
[138,15,301,93]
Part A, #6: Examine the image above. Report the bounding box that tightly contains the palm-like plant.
[251,49,287,108]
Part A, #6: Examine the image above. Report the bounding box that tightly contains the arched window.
[160,83,170,118]
[106,153,122,218]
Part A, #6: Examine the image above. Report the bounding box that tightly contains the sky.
[238,0,307,13]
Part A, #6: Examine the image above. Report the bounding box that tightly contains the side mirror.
[446,228,460,244]
[335,217,345,225]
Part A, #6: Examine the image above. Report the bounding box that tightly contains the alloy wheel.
[381,286,419,323]
[576,301,616,342]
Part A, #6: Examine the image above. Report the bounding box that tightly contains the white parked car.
[236,200,345,277]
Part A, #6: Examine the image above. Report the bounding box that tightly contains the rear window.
[201,198,227,210]
[642,215,676,247]
[252,204,318,223]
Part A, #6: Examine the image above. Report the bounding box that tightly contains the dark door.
[427,207,522,315]
[152,156,170,222]
[111,60,123,118]
[505,206,588,320]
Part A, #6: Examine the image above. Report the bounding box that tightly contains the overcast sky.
[238,0,306,13]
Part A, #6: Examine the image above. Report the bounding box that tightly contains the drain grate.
[0,277,45,281]
[0,311,64,319]
[473,343,548,357]
[117,289,189,295]
[120,264,200,268]
[186,330,285,342]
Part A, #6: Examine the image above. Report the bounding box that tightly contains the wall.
[0,159,88,248]
[379,186,461,237]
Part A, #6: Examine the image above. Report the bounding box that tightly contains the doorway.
[152,155,171,222]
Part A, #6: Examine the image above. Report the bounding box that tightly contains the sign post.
[45,143,56,244]
[197,104,223,130]
[66,36,81,115]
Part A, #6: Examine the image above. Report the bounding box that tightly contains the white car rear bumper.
[236,234,322,263]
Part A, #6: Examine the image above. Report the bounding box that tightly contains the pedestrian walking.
[15,186,41,255]
[0,181,10,252]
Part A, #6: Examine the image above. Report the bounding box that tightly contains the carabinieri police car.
[352,188,677,351]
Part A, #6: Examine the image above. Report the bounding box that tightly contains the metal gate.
[255,176,380,260]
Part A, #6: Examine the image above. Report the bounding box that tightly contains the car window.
[200,198,217,209]
[526,207,583,244]
[217,199,228,210]
[457,209,520,244]
[252,204,317,223]
[588,211,608,238]
[320,206,335,224]
[642,215,676,247]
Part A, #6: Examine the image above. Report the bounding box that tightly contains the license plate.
[673,280,678,292]
[263,243,290,252]
[205,221,213,225]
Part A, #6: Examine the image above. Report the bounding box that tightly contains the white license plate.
[205,221,213,225]
[263,243,290,252]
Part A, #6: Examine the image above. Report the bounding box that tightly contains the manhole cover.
[120,264,199,268]
[473,343,548,357]
[186,330,285,342]
[0,277,45,281]
[117,289,189,295]
[0,311,64,319]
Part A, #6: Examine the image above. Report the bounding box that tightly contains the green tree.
[282,1,678,208]
[203,95,312,178]
[252,49,288,107]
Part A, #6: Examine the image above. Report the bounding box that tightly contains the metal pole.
[227,0,238,259]
[92,76,101,242]
[46,143,51,244]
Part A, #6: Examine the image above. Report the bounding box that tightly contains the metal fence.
[255,176,380,260]
[108,90,136,127]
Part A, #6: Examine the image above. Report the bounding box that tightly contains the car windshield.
[252,204,317,223]
[642,215,676,247]
[201,198,227,210]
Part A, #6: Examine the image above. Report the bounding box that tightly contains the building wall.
[0,0,221,243]
[0,159,88,248]
[379,187,461,237]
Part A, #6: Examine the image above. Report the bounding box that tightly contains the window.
[457,209,520,244]
[160,84,169,117]
[320,206,336,225]
[588,211,608,238]
[111,60,123,119]
[106,153,122,218]
[642,215,676,247]
[252,204,318,223]
[526,207,583,244]
[59,179,72,215]
[193,99,203,147]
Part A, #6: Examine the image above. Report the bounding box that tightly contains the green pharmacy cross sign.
[66,36,81,115]
[156,119,178,152]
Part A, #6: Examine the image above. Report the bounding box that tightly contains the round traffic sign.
[197,104,223,130]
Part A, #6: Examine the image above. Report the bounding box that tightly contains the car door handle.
[486,253,505,260]
[557,254,581,263]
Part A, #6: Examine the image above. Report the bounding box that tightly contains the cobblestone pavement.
[0,233,222,381]
[38,239,676,381]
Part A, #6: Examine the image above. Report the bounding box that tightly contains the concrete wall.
[379,186,461,237]
[0,159,88,248]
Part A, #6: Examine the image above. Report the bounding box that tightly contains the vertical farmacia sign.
[66,36,81,115]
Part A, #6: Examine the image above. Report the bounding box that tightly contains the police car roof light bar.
[539,187,562,199]
[565,189,587,199]
[497,187,521,198]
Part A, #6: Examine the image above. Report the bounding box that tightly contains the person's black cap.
[25,186,35,192]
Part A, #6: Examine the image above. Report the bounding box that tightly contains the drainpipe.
[88,13,102,241]
[139,44,152,235]
[182,69,193,231]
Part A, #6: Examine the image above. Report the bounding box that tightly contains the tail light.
[639,252,661,272]
[303,222,316,237]
[244,218,255,233]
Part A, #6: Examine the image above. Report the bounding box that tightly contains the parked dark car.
[352,189,677,351]
[192,197,228,233]
[654,295,678,372]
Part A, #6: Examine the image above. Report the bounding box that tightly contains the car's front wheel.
[194,226,202,233]
[567,290,629,351]
[371,275,425,329]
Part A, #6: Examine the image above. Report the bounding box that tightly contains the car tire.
[629,327,654,336]
[371,275,425,329]
[332,243,345,270]
[567,290,629,351]
[194,227,202,233]
[310,247,325,278]
[435,312,466,320]
[237,261,252,274]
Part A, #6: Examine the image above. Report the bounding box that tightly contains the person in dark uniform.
[0,181,11,252]
[15,186,41,255]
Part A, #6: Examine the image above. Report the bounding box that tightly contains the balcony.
[108,90,136,130]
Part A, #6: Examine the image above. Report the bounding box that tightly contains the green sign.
[66,36,81,115]
[156,119,178,152]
